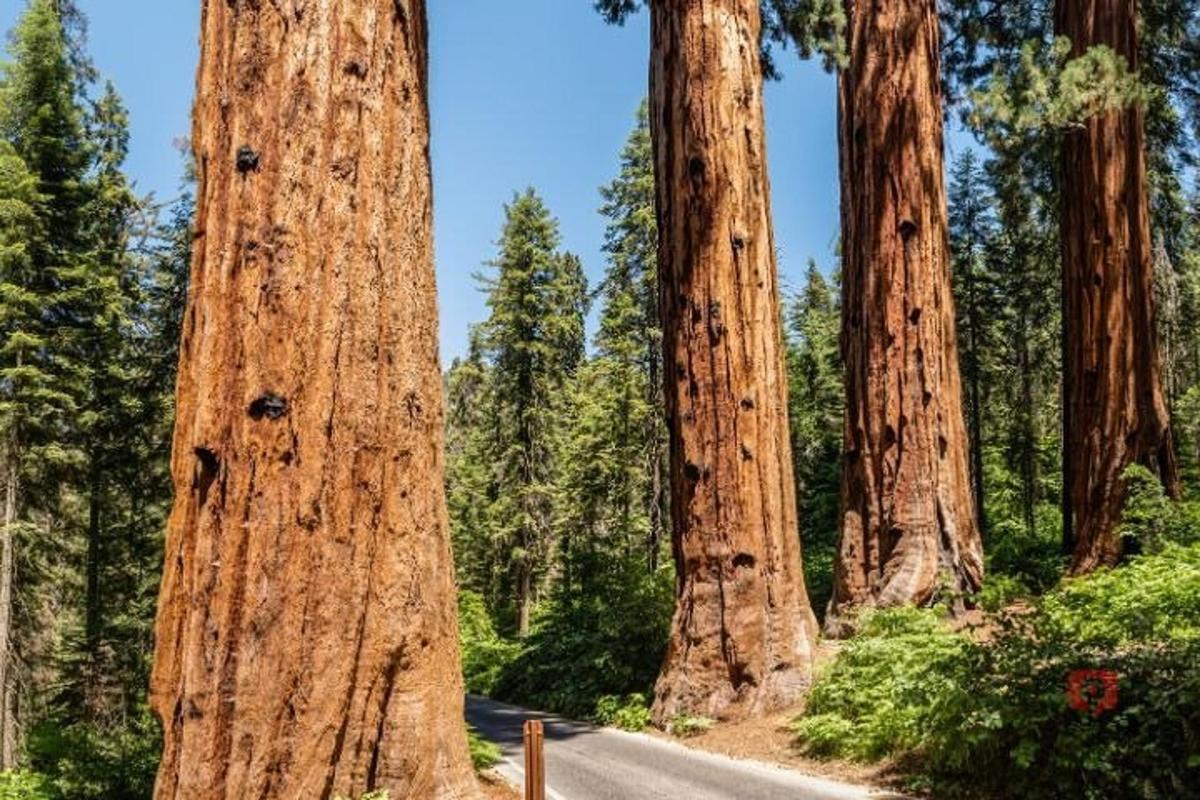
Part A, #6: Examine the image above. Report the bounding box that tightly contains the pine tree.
[948,151,997,536]
[594,101,666,572]
[0,141,44,768]
[785,263,842,614]
[0,0,92,762]
[474,189,588,636]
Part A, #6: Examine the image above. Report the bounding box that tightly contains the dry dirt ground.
[643,642,907,793]
[478,771,521,799]
[645,705,896,789]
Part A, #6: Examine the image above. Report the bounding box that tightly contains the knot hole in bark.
[683,461,704,483]
[732,553,756,570]
[236,145,261,174]
[344,60,368,79]
[740,396,756,411]
[899,218,918,241]
[193,447,219,506]
[248,393,288,421]
[688,156,706,182]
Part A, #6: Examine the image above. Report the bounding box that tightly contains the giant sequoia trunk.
[1057,0,1179,574]
[149,2,478,798]
[649,0,818,724]
[828,0,984,636]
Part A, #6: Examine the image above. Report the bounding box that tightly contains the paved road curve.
[465,696,908,800]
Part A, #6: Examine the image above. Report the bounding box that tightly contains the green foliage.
[1120,464,1200,553]
[970,39,1149,135]
[490,565,673,719]
[792,608,969,761]
[458,590,520,696]
[784,263,842,616]
[467,728,502,772]
[593,694,651,732]
[0,772,53,800]
[973,572,1031,613]
[25,706,160,800]
[794,538,1200,799]
[666,714,714,738]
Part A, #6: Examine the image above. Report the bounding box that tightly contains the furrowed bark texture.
[149,2,478,798]
[649,0,818,724]
[1057,0,1179,574]
[828,0,983,635]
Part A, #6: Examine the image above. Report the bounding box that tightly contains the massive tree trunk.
[149,2,478,798]
[649,0,818,724]
[828,0,983,636]
[1057,0,1180,574]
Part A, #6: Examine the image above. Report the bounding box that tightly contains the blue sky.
[1,0,847,361]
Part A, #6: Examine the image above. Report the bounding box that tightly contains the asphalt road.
[465,696,908,800]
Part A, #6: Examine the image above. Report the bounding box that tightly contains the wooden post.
[523,719,545,800]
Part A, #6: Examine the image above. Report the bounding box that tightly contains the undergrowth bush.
[489,566,672,719]
[593,693,651,731]
[793,539,1200,799]
[467,727,502,771]
[25,706,160,800]
[667,714,714,738]
[459,590,521,695]
[791,607,968,761]
[0,771,53,800]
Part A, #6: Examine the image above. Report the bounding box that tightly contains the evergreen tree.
[948,150,997,536]
[0,0,91,761]
[0,140,45,768]
[592,102,666,572]
[474,189,588,636]
[784,262,841,614]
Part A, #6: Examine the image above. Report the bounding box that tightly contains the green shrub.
[593,693,651,732]
[491,566,672,719]
[467,728,502,772]
[926,581,1200,798]
[667,714,714,738]
[974,572,1032,612]
[0,772,54,800]
[459,590,521,695]
[1120,464,1200,554]
[791,607,969,761]
[792,540,1200,799]
[26,706,160,800]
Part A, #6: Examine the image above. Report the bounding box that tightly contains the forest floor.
[478,771,521,799]
[640,641,907,793]
[645,705,897,789]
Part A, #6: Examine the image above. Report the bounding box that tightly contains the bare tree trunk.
[649,0,818,724]
[828,0,984,636]
[1057,0,1180,574]
[85,465,100,656]
[149,2,478,797]
[0,453,17,769]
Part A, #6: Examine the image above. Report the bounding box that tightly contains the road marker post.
[523,719,545,800]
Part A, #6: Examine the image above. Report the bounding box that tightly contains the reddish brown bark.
[827,0,984,636]
[149,2,479,798]
[1057,0,1179,574]
[649,0,818,724]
